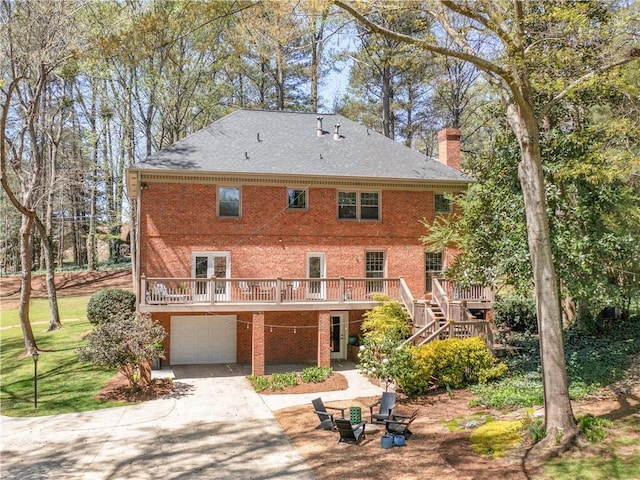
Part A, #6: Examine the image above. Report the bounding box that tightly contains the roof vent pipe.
[333,123,341,140]
[316,116,323,137]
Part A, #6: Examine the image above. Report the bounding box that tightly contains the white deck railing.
[140,276,403,306]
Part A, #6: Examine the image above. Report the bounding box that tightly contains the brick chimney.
[437,128,461,171]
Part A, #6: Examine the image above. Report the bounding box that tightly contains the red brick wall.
[150,309,367,366]
[140,184,454,295]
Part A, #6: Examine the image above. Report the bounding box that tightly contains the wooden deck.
[138,275,496,347]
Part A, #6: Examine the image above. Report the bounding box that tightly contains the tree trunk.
[34,219,62,330]
[381,64,393,139]
[19,214,38,355]
[507,105,578,446]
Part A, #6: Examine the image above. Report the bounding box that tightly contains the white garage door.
[170,315,237,364]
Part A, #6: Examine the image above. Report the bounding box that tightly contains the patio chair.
[384,409,418,439]
[369,391,397,424]
[335,418,366,445]
[312,397,347,430]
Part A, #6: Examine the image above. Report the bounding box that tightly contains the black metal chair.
[369,391,397,423]
[335,418,366,445]
[311,397,347,430]
[384,409,418,439]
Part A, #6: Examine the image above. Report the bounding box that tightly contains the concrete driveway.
[0,364,316,480]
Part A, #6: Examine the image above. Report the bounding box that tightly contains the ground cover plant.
[471,319,640,410]
[248,366,338,392]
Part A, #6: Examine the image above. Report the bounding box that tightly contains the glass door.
[330,312,348,359]
[306,253,325,300]
[192,252,230,301]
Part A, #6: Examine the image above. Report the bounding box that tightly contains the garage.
[170,315,237,364]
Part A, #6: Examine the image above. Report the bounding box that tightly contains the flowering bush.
[397,337,507,395]
[356,296,412,387]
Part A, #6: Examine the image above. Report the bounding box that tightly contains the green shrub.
[522,414,546,444]
[356,296,412,386]
[398,337,507,395]
[77,312,165,389]
[494,296,538,334]
[86,288,136,325]
[270,372,298,390]
[578,414,613,443]
[247,375,270,392]
[301,366,332,383]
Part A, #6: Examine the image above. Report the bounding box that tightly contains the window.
[338,191,380,220]
[338,191,357,219]
[218,187,240,217]
[287,188,307,209]
[365,251,385,293]
[360,192,379,220]
[435,193,452,214]
[425,252,443,293]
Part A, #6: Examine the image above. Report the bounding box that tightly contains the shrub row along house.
[125,109,494,375]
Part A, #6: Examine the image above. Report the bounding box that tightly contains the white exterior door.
[306,253,326,300]
[192,252,230,301]
[170,315,237,364]
[330,312,348,359]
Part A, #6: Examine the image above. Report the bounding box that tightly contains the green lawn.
[0,319,124,417]
[540,426,640,480]
[1,296,92,328]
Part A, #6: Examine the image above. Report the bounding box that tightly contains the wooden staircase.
[398,278,495,350]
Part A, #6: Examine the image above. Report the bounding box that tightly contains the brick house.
[126,109,491,375]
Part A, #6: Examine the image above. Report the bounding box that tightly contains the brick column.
[317,311,331,368]
[252,312,265,376]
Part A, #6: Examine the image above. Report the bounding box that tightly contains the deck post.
[317,311,331,368]
[252,311,265,376]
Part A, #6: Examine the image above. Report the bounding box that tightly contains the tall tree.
[336,0,640,452]
[0,0,83,350]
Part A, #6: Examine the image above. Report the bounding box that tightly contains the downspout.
[135,170,142,307]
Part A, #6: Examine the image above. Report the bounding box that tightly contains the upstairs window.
[287,188,307,210]
[338,191,380,220]
[365,251,385,293]
[218,186,240,217]
[435,193,452,214]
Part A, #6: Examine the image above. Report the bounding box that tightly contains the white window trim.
[337,190,381,221]
[287,187,308,210]
[365,250,386,277]
[434,193,453,214]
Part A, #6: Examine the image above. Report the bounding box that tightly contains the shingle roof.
[132,109,470,183]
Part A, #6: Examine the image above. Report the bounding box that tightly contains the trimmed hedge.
[86,288,136,325]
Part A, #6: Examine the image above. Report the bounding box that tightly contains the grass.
[540,420,640,480]
[0,296,92,328]
[0,318,124,417]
